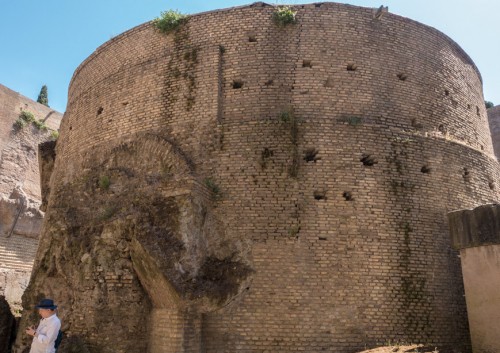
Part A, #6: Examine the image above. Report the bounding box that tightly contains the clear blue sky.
[1,0,498,113]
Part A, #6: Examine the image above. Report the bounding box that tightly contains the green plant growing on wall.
[485,101,494,109]
[20,111,36,123]
[99,175,111,190]
[153,10,188,34]
[205,178,221,200]
[33,119,48,130]
[279,111,291,123]
[14,110,36,130]
[98,205,118,221]
[13,118,27,130]
[347,116,363,126]
[273,6,297,26]
[50,130,59,140]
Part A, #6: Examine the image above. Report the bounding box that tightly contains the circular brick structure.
[16,3,500,353]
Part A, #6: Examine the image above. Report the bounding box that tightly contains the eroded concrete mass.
[14,2,500,353]
[0,84,62,314]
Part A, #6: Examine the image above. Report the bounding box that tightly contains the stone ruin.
[8,2,500,353]
[0,83,62,315]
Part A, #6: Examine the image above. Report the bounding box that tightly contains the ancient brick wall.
[487,105,500,159]
[16,3,499,353]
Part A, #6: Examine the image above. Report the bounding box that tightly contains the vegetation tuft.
[153,10,188,34]
[20,111,36,123]
[50,130,59,140]
[13,111,36,130]
[14,118,27,130]
[273,6,297,27]
[205,178,221,200]
[33,119,48,130]
[98,176,111,190]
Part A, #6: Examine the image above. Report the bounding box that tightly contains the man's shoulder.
[48,314,61,324]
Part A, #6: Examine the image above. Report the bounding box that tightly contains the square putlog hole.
[232,80,244,89]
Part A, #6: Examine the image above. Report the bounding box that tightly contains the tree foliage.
[37,85,49,107]
[485,101,494,109]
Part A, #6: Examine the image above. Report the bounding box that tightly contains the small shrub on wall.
[273,6,297,26]
[153,10,188,34]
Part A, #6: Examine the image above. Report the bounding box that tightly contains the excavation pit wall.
[15,2,500,353]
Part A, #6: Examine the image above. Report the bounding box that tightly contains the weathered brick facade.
[487,105,500,159]
[15,3,499,353]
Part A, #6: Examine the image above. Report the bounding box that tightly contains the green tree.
[37,85,49,107]
[485,101,494,109]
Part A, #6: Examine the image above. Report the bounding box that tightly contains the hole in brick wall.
[489,180,496,190]
[218,45,226,54]
[248,35,257,42]
[397,73,407,81]
[347,63,357,71]
[259,147,273,170]
[444,90,449,96]
[421,165,431,174]
[476,106,480,116]
[69,126,72,131]
[325,77,335,88]
[480,145,484,151]
[318,236,327,240]
[302,60,312,68]
[304,148,320,162]
[411,118,423,129]
[360,154,378,166]
[122,101,129,106]
[232,80,244,89]
[97,107,104,116]
[467,104,471,109]
[463,167,470,181]
[438,124,447,134]
[343,191,353,201]
[315,3,322,7]
[261,147,273,159]
[314,191,327,200]
[264,79,274,86]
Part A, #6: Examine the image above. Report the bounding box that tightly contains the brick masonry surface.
[15,3,500,353]
[487,105,500,159]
